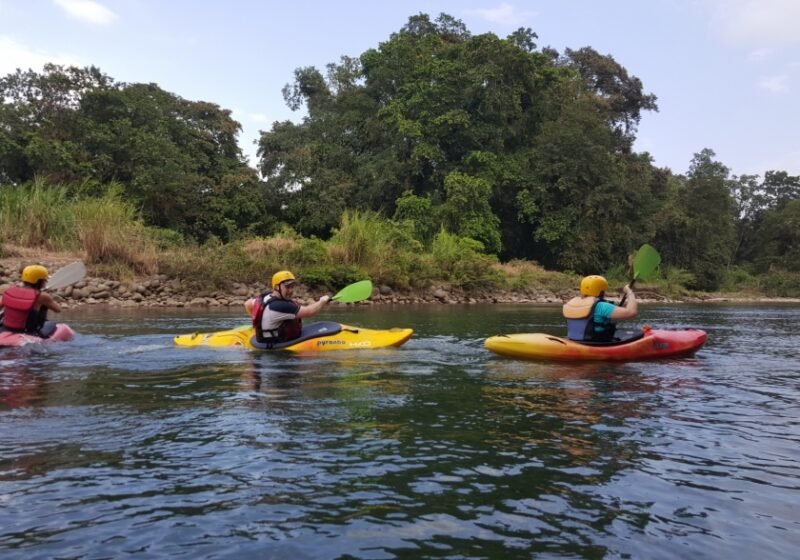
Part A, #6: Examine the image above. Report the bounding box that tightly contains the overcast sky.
[2,0,798,176]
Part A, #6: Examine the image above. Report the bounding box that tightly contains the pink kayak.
[0,324,76,347]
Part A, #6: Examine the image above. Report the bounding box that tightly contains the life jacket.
[252,292,303,343]
[2,285,41,332]
[562,296,617,342]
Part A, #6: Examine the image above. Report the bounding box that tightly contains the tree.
[0,64,267,241]
[656,149,736,290]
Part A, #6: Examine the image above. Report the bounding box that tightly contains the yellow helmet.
[580,275,608,297]
[271,270,297,289]
[22,264,49,285]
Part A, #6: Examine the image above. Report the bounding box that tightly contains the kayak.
[174,321,413,351]
[484,327,707,362]
[0,323,76,347]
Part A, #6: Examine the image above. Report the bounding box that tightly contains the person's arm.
[610,286,637,320]
[296,295,331,319]
[244,298,256,317]
[38,292,61,313]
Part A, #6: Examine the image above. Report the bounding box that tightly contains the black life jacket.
[252,292,303,343]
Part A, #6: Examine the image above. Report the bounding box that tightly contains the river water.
[1,304,798,559]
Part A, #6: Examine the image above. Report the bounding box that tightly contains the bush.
[430,231,501,289]
[758,270,800,297]
[720,266,759,293]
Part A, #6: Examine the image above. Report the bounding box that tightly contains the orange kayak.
[485,327,707,361]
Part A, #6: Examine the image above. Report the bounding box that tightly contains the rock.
[188,297,207,307]
[433,289,448,300]
[379,284,393,296]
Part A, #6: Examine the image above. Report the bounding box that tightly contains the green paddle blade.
[332,280,373,303]
[633,244,661,281]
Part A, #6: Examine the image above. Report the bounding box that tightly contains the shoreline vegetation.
[1,184,798,309]
[2,17,799,308]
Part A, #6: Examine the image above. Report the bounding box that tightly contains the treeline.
[1,13,798,294]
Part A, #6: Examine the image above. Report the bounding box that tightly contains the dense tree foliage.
[1,14,797,291]
[0,64,265,241]
[258,13,666,272]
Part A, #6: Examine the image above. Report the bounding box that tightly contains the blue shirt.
[593,300,616,333]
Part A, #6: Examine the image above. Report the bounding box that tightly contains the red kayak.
[0,324,76,347]
[485,327,708,361]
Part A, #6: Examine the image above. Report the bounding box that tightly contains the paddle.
[619,244,661,306]
[331,280,373,303]
[0,261,87,321]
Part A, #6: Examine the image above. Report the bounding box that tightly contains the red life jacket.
[2,286,39,331]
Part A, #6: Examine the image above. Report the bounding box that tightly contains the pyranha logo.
[317,340,346,346]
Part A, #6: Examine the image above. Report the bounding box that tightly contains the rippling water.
[1,304,799,559]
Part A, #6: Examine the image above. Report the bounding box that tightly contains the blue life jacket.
[563,296,617,342]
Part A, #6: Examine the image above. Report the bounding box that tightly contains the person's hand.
[623,285,633,295]
[320,295,331,304]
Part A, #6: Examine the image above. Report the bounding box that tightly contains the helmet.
[580,275,608,297]
[271,270,297,289]
[22,264,49,285]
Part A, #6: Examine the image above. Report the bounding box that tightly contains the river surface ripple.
[1,304,798,559]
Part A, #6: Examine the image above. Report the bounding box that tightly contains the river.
[1,304,798,559]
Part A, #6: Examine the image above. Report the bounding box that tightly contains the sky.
[1,0,799,176]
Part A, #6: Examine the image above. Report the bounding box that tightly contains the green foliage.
[758,270,800,297]
[287,236,329,266]
[393,190,440,245]
[719,266,759,293]
[146,226,186,250]
[0,64,263,242]
[441,171,502,254]
[1,21,798,294]
[430,230,501,288]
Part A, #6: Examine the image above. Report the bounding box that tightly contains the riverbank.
[4,253,798,309]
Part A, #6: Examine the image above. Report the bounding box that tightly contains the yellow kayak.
[174,321,413,351]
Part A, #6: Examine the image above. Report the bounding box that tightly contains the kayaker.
[562,275,637,342]
[0,265,62,336]
[245,270,331,343]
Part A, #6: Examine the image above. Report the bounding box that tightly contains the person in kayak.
[245,270,331,343]
[562,275,637,342]
[0,265,62,337]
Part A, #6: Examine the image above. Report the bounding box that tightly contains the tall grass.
[72,191,158,274]
[328,210,425,287]
[0,178,76,249]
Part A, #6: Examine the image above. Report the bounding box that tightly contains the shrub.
[758,270,800,297]
[430,230,501,289]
